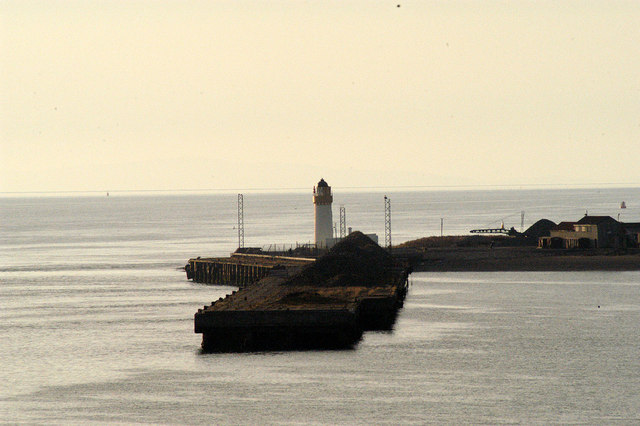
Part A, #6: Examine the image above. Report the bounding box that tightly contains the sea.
[1,187,639,424]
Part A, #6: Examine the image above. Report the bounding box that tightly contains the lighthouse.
[313,178,333,248]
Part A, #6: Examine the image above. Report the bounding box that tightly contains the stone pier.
[192,232,411,352]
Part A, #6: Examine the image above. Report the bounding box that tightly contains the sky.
[1,1,639,193]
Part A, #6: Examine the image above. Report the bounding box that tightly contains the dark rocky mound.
[524,219,556,239]
[288,231,394,287]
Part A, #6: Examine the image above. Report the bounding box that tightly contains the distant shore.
[410,247,640,272]
[396,237,640,272]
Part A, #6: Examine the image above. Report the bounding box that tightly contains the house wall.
[548,228,597,248]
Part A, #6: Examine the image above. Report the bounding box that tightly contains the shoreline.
[406,247,640,272]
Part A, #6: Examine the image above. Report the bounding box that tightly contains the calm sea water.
[1,188,639,424]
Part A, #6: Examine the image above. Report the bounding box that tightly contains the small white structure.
[313,178,333,248]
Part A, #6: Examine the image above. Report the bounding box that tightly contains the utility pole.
[441,218,443,237]
[237,194,244,249]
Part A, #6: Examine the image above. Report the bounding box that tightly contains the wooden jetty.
[191,232,411,352]
[186,253,315,287]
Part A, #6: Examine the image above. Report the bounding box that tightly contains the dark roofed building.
[539,215,625,249]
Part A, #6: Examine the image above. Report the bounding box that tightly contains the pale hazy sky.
[1,1,639,193]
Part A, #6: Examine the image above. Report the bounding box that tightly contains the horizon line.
[1,182,639,196]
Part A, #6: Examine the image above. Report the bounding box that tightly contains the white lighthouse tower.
[313,178,333,248]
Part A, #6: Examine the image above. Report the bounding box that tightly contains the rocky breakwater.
[194,232,411,352]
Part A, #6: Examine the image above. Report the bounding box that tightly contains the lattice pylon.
[237,194,244,249]
[339,206,346,238]
[384,196,392,251]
